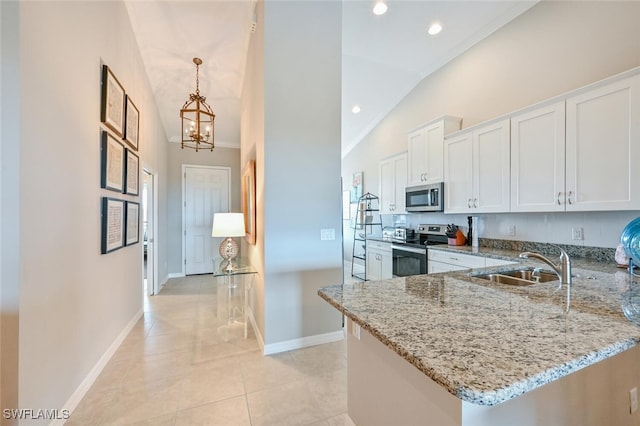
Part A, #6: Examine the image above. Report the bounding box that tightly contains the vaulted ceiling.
[125,0,536,156]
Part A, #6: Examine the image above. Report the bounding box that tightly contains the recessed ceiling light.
[352,105,361,114]
[373,1,387,16]
[428,23,442,35]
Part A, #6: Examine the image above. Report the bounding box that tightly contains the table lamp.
[211,212,245,272]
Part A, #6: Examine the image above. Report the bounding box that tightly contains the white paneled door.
[184,166,230,275]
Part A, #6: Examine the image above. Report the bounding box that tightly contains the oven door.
[392,245,427,277]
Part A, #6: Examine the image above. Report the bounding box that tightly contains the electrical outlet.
[320,228,335,241]
[507,225,516,236]
[572,227,584,241]
[351,322,361,340]
[630,387,638,414]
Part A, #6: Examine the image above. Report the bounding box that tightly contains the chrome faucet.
[519,247,572,316]
[519,247,572,285]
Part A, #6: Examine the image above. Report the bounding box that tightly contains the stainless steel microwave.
[405,182,444,212]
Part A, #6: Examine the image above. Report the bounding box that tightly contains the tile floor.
[67,273,356,425]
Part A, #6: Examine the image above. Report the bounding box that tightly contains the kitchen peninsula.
[319,249,640,425]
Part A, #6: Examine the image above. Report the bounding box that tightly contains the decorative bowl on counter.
[620,217,640,266]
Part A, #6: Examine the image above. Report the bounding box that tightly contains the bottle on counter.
[472,216,479,248]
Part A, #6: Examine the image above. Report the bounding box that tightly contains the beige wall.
[11,1,169,419]
[165,144,240,275]
[242,0,343,350]
[241,0,266,340]
[342,0,640,252]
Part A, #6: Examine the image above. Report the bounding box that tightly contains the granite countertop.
[318,247,640,406]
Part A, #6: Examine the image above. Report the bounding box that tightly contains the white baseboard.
[167,272,185,279]
[263,329,345,356]
[54,308,143,426]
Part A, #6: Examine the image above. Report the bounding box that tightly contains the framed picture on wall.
[242,160,256,245]
[100,131,124,193]
[100,65,125,137]
[123,95,139,151]
[125,201,140,246]
[350,171,363,203]
[101,197,125,254]
[125,149,139,196]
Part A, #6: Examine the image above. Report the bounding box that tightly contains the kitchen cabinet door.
[407,128,427,186]
[379,152,407,214]
[444,119,510,214]
[473,119,510,213]
[365,247,380,281]
[365,246,392,280]
[565,74,640,211]
[444,131,473,213]
[511,102,566,212]
[408,117,461,187]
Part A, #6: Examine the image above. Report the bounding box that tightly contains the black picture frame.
[124,95,139,151]
[125,149,139,196]
[125,201,140,246]
[101,197,125,254]
[100,65,125,137]
[100,131,124,193]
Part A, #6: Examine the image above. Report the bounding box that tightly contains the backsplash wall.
[394,211,640,249]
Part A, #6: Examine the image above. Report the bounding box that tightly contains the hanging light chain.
[194,59,200,96]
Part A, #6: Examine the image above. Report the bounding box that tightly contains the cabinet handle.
[473,198,478,208]
[468,198,472,208]
[567,191,573,205]
[557,192,562,205]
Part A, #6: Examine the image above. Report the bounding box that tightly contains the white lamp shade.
[212,213,245,237]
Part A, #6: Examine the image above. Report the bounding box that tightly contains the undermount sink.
[471,268,559,286]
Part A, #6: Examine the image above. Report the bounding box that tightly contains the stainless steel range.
[391,224,449,277]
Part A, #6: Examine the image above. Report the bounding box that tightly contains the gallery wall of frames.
[99,64,140,254]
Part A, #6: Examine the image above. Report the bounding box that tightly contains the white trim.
[167,272,185,280]
[142,163,159,296]
[181,165,231,276]
[263,330,345,356]
[247,308,264,351]
[56,308,143,426]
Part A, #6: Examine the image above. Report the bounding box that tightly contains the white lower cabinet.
[428,248,515,274]
[366,241,392,280]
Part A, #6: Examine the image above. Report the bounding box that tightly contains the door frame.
[181,164,232,276]
[142,163,159,295]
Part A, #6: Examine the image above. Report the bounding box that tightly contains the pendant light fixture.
[180,57,215,151]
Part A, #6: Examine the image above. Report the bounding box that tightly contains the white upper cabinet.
[444,119,510,213]
[444,132,473,213]
[511,102,566,212]
[407,117,461,186]
[379,152,408,214]
[565,74,640,211]
[511,73,640,212]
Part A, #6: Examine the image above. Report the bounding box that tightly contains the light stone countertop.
[318,247,640,406]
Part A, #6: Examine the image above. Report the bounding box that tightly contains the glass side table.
[212,257,257,339]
